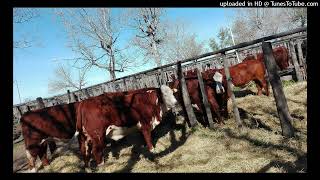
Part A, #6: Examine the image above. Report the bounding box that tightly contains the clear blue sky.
[13,8,235,105]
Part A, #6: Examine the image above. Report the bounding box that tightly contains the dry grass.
[20,81,307,173]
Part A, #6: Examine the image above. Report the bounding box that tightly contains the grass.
[17,81,307,173]
[282,80,296,87]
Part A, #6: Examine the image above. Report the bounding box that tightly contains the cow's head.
[213,72,225,94]
[168,74,179,94]
[160,84,178,110]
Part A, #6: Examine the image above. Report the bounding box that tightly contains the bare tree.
[55,8,133,81]
[48,64,88,94]
[13,8,39,49]
[231,8,302,43]
[209,27,233,51]
[163,21,205,63]
[284,8,307,28]
[130,8,167,67]
[23,97,34,103]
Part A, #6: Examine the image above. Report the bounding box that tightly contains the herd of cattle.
[19,46,290,172]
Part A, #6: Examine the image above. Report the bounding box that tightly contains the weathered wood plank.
[36,97,45,109]
[222,57,242,127]
[67,90,73,103]
[262,41,294,138]
[289,41,303,81]
[196,69,215,128]
[296,40,307,79]
[177,61,197,127]
[123,78,128,91]
[83,89,90,99]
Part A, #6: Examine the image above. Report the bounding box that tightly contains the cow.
[168,70,225,126]
[244,46,290,70]
[169,58,269,126]
[75,85,178,167]
[20,102,79,172]
[204,58,269,96]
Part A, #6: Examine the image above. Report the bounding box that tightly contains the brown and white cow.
[244,46,290,71]
[204,58,269,96]
[20,102,79,172]
[169,58,269,125]
[75,85,178,167]
[168,70,225,126]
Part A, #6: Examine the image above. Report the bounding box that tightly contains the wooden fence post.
[15,106,22,119]
[164,71,169,85]
[72,93,78,102]
[262,41,294,138]
[123,78,128,91]
[222,56,242,127]
[67,90,72,103]
[196,69,215,128]
[136,77,141,89]
[289,41,303,82]
[158,69,164,86]
[177,61,197,127]
[67,90,77,103]
[36,97,45,109]
[83,89,90,99]
[296,40,307,79]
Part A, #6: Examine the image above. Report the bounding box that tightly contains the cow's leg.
[189,89,208,126]
[78,134,91,167]
[26,148,38,172]
[92,143,104,166]
[254,80,263,95]
[140,125,155,152]
[91,135,105,167]
[48,140,57,157]
[262,79,270,96]
[216,93,228,119]
[206,87,224,124]
[255,78,269,96]
[39,142,50,166]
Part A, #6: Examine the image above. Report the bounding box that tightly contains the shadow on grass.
[222,128,307,173]
[257,154,307,173]
[112,112,190,173]
[237,108,273,132]
[234,89,256,98]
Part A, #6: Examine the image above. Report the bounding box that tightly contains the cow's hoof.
[97,160,105,167]
[42,162,50,166]
[42,160,50,166]
[28,168,37,173]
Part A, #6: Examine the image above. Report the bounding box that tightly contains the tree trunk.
[152,39,161,67]
[110,55,116,80]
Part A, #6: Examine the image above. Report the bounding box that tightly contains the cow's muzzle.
[215,82,225,94]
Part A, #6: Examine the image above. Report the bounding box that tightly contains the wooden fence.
[13,27,307,123]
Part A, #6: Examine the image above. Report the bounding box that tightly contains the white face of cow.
[160,85,178,110]
[213,72,225,94]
